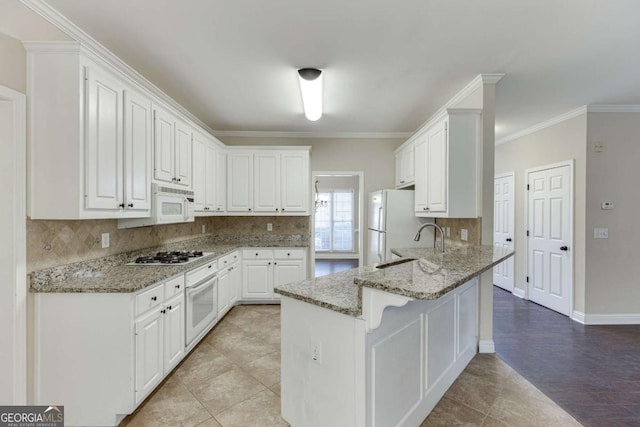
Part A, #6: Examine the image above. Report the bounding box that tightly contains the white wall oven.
[185,260,218,348]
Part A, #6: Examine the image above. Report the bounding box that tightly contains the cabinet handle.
[175,284,181,289]
[287,253,290,256]
[151,296,157,301]
[255,253,259,256]
[228,267,232,272]
[248,208,252,211]
[506,238,512,242]
[282,208,285,212]
[167,305,172,310]
[275,208,279,212]
[208,265,212,269]
[161,309,166,314]
[177,178,181,182]
[268,262,271,265]
[274,262,277,265]
[128,203,134,208]
[119,203,125,208]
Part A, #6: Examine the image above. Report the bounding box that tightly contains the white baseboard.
[572,311,640,325]
[478,340,495,354]
[512,287,526,299]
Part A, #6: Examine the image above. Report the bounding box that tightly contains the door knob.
[506,238,512,242]
[560,246,569,251]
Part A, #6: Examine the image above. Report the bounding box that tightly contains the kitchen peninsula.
[275,245,514,427]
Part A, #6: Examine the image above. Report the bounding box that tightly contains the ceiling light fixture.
[297,68,323,121]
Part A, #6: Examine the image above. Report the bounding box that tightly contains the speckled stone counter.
[30,236,309,293]
[274,245,514,317]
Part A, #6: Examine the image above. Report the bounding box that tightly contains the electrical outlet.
[201,224,206,234]
[101,233,110,249]
[601,201,614,210]
[594,141,603,152]
[446,227,451,237]
[310,341,322,364]
[267,223,273,231]
[594,227,609,239]
[461,229,468,241]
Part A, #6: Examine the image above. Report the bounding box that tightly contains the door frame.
[0,85,27,403]
[524,160,574,317]
[494,171,515,292]
[310,171,364,277]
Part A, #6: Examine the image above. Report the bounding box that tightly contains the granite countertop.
[30,237,308,293]
[274,245,514,317]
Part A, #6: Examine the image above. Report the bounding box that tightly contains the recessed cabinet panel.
[227,151,253,212]
[192,135,206,211]
[281,152,309,213]
[135,309,163,404]
[85,66,123,210]
[254,152,279,212]
[154,108,175,184]
[174,120,192,187]
[214,149,227,212]
[426,120,447,213]
[124,90,152,212]
[163,294,185,374]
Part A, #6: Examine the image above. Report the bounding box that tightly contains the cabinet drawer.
[136,283,164,316]
[274,249,306,260]
[186,260,217,286]
[229,251,240,265]
[217,254,230,270]
[242,249,273,259]
[164,275,185,298]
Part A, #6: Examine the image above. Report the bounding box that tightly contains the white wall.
[585,112,640,315]
[495,114,587,313]
[0,31,26,93]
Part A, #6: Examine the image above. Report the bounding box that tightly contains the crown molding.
[410,73,505,142]
[213,131,413,139]
[586,104,640,113]
[20,0,217,136]
[496,106,587,145]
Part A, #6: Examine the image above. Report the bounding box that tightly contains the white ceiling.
[20,0,640,140]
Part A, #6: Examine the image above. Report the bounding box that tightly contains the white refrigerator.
[367,189,433,265]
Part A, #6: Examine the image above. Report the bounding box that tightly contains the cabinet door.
[205,143,217,210]
[218,269,231,315]
[123,89,152,213]
[214,149,227,212]
[163,294,185,374]
[273,260,305,300]
[174,120,192,187]
[403,146,415,184]
[414,136,429,213]
[135,308,163,404]
[153,107,175,184]
[242,260,271,299]
[229,264,241,304]
[85,65,124,210]
[227,151,253,212]
[395,151,403,188]
[426,120,447,213]
[254,152,280,212]
[281,151,309,213]
[192,135,206,211]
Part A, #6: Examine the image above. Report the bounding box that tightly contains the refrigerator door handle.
[378,206,384,232]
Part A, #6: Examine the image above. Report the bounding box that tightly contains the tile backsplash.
[27,216,310,273]
[435,218,482,246]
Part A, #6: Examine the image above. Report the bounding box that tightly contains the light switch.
[601,201,614,210]
[101,233,110,248]
[594,228,608,239]
[267,223,273,231]
[461,229,468,241]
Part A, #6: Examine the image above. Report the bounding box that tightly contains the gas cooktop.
[127,251,213,266]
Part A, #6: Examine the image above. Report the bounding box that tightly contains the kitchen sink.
[375,258,416,269]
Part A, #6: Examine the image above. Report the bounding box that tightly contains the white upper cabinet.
[193,132,222,214]
[25,43,152,219]
[227,150,254,212]
[394,142,415,188]
[153,105,192,189]
[414,109,481,218]
[214,148,227,213]
[228,148,310,215]
[123,89,152,212]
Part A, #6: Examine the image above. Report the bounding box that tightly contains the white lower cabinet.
[134,278,185,405]
[241,248,307,300]
[218,251,241,314]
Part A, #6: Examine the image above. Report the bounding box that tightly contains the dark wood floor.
[494,286,640,427]
[314,259,359,277]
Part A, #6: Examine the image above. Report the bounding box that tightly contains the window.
[315,190,354,252]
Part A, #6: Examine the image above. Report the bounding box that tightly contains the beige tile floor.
[121,305,581,427]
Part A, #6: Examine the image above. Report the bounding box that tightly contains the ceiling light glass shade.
[297,68,323,121]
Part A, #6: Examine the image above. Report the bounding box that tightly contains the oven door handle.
[187,276,216,294]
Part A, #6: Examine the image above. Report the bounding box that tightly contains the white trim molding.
[478,340,495,354]
[586,105,640,113]
[512,287,526,299]
[0,84,27,404]
[572,311,640,325]
[496,106,587,145]
[214,131,413,139]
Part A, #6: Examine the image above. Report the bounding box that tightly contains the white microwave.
[118,184,195,229]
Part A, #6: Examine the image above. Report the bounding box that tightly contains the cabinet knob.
[167,305,172,310]
[287,253,290,256]
[282,208,285,211]
[161,309,166,314]
[208,265,212,269]
[274,262,277,265]
[119,203,125,208]
[248,208,252,211]
[255,253,259,256]
[275,208,279,212]
[268,262,271,265]
[177,178,181,182]
[506,238,512,242]
[151,296,157,301]
[175,284,181,289]
[128,203,134,208]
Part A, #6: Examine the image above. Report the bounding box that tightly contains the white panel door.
[527,163,572,316]
[163,294,184,374]
[493,173,515,291]
[174,120,192,187]
[123,89,152,213]
[153,107,174,184]
[227,151,253,212]
[85,66,123,210]
[426,119,447,213]
[254,152,279,212]
[281,151,309,213]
